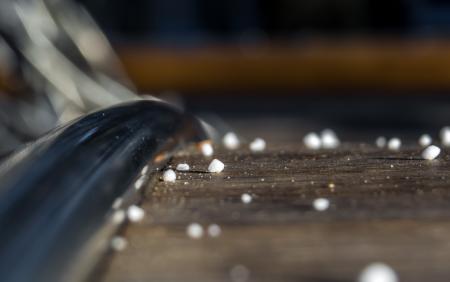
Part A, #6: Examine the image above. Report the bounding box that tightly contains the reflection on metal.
[0,100,207,282]
[0,1,213,281]
[0,0,150,155]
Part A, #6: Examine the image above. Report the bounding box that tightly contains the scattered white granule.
[304,132,322,150]
[249,138,266,152]
[127,205,145,222]
[313,198,330,211]
[176,163,190,171]
[375,136,386,148]
[230,264,250,282]
[358,263,398,282]
[223,132,240,150]
[440,126,450,147]
[241,193,252,204]
[321,129,340,149]
[111,209,126,225]
[110,236,128,251]
[207,224,222,237]
[208,159,225,173]
[387,138,401,151]
[134,175,147,190]
[162,169,176,182]
[422,145,441,160]
[200,142,214,156]
[186,223,204,239]
[418,134,432,147]
[140,165,149,175]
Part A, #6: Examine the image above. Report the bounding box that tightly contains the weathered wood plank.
[96,143,450,282]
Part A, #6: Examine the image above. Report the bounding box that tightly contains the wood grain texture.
[96,143,450,282]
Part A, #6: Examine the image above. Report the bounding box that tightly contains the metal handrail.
[0,100,206,282]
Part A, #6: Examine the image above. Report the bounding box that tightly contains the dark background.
[78,0,450,44]
[73,0,450,141]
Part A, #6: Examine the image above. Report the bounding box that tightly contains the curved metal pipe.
[0,100,206,282]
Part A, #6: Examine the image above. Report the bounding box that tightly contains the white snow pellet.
[241,193,252,204]
[313,198,330,211]
[186,223,204,239]
[375,136,386,148]
[321,129,340,149]
[418,134,432,147]
[162,169,176,182]
[200,142,214,156]
[176,163,190,171]
[387,138,401,151]
[127,205,145,222]
[304,132,321,150]
[441,126,450,147]
[249,138,266,152]
[207,224,222,237]
[358,263,398,282]
[208,159,225,173]
[422,145,441,160]
[223,132,240,150]
[110,236,128,251]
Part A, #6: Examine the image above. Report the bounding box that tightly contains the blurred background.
[2,0,450,154]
